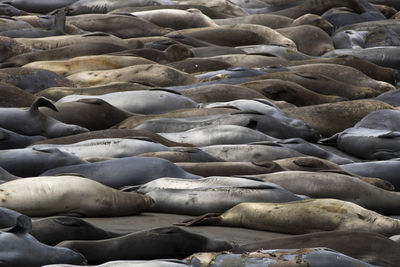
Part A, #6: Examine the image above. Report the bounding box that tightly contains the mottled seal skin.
[232,231,400,267]
[187,248,377,267]
[65,64,198,88]
[57,226,232,264]
[31,129,191,147]
[30,216,125,246]
[66,13,171,39]
[277,25,334,56]
[249,170,400,215]
[0,216,87,267]
[36,82,151,102]
[0,35,31,62]
[23,55,155,76]
[0,97,88,138]
[41,156,201,189]
[283,100,394,137]
[0,67,75,94]
[39,98,132,131]
[178,198,400,236]
[0,175,154,217]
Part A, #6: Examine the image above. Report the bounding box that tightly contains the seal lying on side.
[0,216,87,267]
[57,226,232,264]
[30,216,125,246]
[0,97,88,138]
[178,199,400,236]
[0,176,154,217]
[186,248,377,267]
[232,230,400,267]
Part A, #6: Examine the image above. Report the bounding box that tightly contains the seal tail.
[29,96,58,113]
[174,213,222,227]
[48,8,66,34]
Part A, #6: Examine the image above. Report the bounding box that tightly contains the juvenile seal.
[0,175,154,217]
[178,198,400,236]
[57,226,232,264]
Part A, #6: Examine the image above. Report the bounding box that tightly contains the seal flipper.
[174,213,222,227]
[0,166,20,181]
[8,215,32,234]
[30,97,58,113]
[47,9,66,33]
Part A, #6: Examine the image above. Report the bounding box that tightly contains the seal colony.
[1,0,400,266]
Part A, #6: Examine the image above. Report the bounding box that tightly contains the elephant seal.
[355,109,400,131]
[209,54,289,68]
[332,29,368,49]
[0,3,29,16]
[0,175,154,217]
[240,78,346,106]
[179,84,266,103]
[3,42,129,68]
[39,98,132,131]
[0,217,87,267]
[0,127,45,149]
[23,55,154,76]
[145,186,304,216]
[321,127,400,160]
[178,198,400,236]
[5,0,78,13]
[36,82,151,102]
[0,147,87,177]
[0,67,75,94]
[66,14,170,39]
[138,147,223,163]
[277,25,334,56]
[242,72,379,100]
[175,161,284,177]
[31,129,191,147]
[42,260,191,267]
[30,216,125,246]
[41,156,201,189]
[0,36,31,62]
[0,97,89,138]
[342,160,400,191]
[65,64,198,88]
[130,8,217,30]
[364,25,400,48]
[248,170,400,214]
[288,63,395,93]
[30,138,171,160]
[322,46,400,69]
[167,58,232,74]
[158,125,276,146]
[232,231,400,267]
[0,206,29,229]
[375,90,400,106]
[57,90,198,115]
[200,143,304,162]
[283,100,394,137]
[273,156,394,190]
[65,0,177,15]
[57,226,232,264]
[0,83,35,107]
[187,248,377,267]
